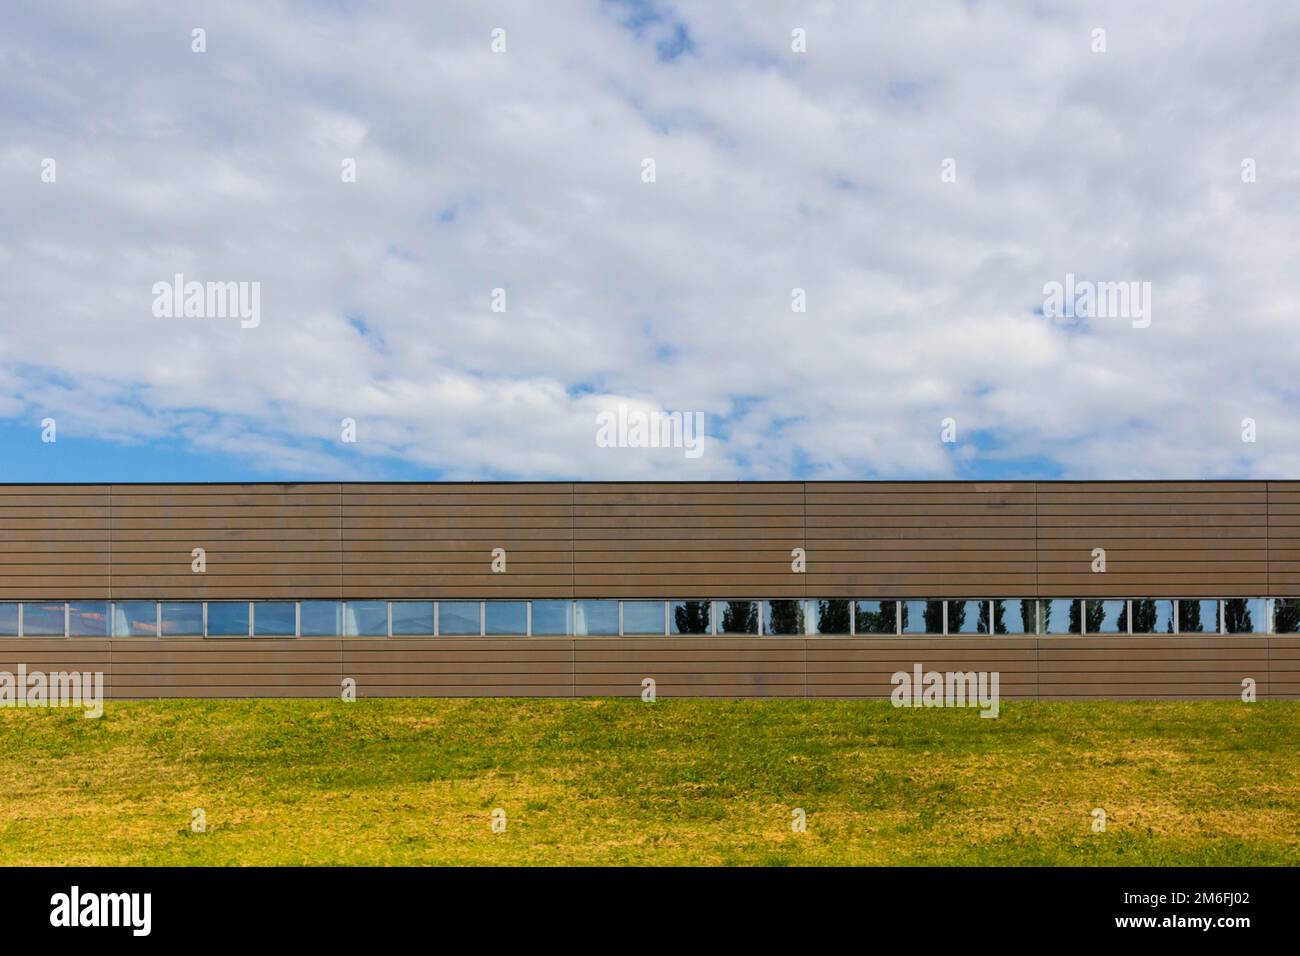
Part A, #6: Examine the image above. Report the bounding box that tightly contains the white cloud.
[2,0,1300,480]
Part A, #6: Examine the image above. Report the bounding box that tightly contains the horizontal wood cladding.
[0,481,1296,599]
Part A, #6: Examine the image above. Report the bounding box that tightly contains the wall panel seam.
[802,482,808,601]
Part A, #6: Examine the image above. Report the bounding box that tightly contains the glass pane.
[670,600,712,635]
[345,601,388,637]
[114,601,158,637]
[855,600,897,635]
[438,601,481,636]
[67,601,110,637]
[947,600,989,634]
[391,601,434,635]
[0,603,17,636]
[1130,599,1175,634]
[1273,599,1300,635]
[161,602,204,636]
[993,599,1034,635]
[1036,599,1080,634]
[1085,600,1127,634]
[22,602,65,636]
[900,600,943,634]
[574,601,618,636]
[300,601,343,636]
[530,601,573,636]
[1224,598,1265,634]
[1178,599,1219,633]
[207,602,249,637]
[623,601,665,635]
[717,600,759,634]
[810,599,851,635]
[763,600,805,635]
[485,602,527,635]
[254,601,296,637]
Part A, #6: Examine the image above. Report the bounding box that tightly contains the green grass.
[1,699,1297,865]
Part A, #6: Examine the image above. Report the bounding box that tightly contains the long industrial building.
[1,481,1297,699]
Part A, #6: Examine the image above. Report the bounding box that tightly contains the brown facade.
[1,480,1298,699]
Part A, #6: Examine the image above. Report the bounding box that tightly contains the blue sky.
[3,1,1299,483]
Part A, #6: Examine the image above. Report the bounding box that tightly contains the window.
[1130,600,1175,634]
[900,600,943,635]
[113,601,158,637]
[300,601,343,636]
[1224,599,1265,634]
[1085,600,1127,634]
[763,600,805,635]
[391,601,434,636]
[717,600,759,635]
[207,602,250,637]
[530,601,573,636]
[438,601,481,636]
[253,602,296,637]
[10,594,1294,640]
[22,602,65,636]
[1177,599,1219,633]
[670,600,712,635]
[623,601,665,635]
[161,602,203,636]
[68,602,111,637]
[344,601,388,637]
[993,599,1035,635]
[574,601,618,636]
[810,599,851,635]
[1273,599,1300,635]
[1036,599,1080,634]
[855,600,897,635]
[947,600,989,635]
[485,602,527,635]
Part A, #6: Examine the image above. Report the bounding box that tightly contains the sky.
[2,0,1299,483]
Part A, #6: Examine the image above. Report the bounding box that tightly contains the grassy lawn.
[0,699,1297,866]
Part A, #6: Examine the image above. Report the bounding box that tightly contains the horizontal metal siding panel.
[805,638,1036,699]
[807,483,1035,598]
[1269,483,1300,595]
[574,636,803,697]
[341,483,572,598]
[574,484,802,599]
[0,486,109,599]
[342,638,571,697]
[1036,636,1266,699]
[108,485,342,600]
[1038,483,1268,597]
[109,638,342,698]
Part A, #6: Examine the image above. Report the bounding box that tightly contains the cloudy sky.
[3,0,1299,482]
